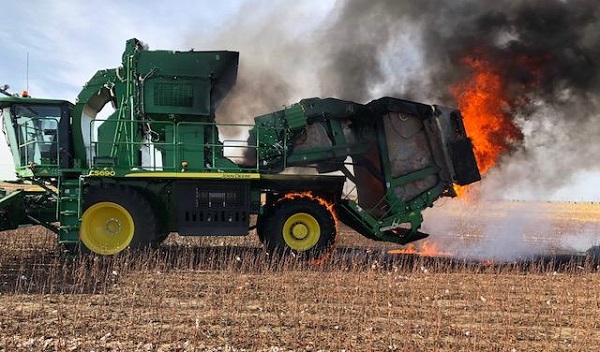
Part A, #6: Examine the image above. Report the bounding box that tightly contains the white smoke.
[420,200,598,261]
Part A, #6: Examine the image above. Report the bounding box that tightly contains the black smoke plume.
[189,0,600,199]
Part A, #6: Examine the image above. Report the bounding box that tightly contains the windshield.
[14,104,61,166]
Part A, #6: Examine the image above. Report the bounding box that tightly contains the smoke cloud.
[322,0,600,199]
[422,201,552,261]
[187,1,332,127]
[188,0,600,198]
[319,0,600,256]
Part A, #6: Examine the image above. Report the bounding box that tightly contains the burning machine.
[0,39,480,256]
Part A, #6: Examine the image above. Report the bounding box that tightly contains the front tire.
[261,196,336,257]
[80,186,156,255]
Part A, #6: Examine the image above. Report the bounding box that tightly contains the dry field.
[0,200,599,351]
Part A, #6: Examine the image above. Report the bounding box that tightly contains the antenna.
[26,52,29,93]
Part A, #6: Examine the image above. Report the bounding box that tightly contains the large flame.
[452,55,524,176]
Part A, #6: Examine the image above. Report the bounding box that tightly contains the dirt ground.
[0,200,599,351]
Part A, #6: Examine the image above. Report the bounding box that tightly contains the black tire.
[150,233,170,248]
[80,185,157,255]
[262,196,336,257]
[256,211,270,244]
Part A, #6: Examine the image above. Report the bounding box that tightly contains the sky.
[0,0,598,202]
[0,0,247,179]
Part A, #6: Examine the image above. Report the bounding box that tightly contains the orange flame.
[283,191,338,224]
[481,259,495,267]
[453,184,467,198]
[281,192,339,266]
[388,241,451,257]
[451,54,524,198]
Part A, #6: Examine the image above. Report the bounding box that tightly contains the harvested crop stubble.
[0,246,599,350]
[1,201,600,351]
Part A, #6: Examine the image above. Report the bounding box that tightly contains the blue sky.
[0,1,243,177]
[1,1,598,201]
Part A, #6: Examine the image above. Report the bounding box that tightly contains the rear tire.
[261,196,336,258]
[80,186,156,255]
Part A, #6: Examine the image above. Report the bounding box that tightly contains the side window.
[15,105,61,165]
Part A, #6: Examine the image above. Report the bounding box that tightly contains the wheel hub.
[104,218,122,235]
[291,222,309,240]
[282,212,321,251]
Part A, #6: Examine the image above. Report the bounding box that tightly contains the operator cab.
[0,95,73,176]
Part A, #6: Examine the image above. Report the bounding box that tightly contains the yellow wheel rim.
[80,202,135,255]
[282,213,320,251]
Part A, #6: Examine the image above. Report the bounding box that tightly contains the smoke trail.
[322,0,600,102]
[420,199,600,260]
[186,1,333,127]
[422,201,552,261]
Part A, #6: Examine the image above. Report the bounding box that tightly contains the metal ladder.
[58,177,82,245]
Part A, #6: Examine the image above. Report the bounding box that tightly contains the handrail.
[87,118,285,172]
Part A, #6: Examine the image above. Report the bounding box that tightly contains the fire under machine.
[0,39,480,256]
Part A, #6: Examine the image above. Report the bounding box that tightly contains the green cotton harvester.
[0,39,480,256]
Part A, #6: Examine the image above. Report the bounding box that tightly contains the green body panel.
[0,38,481,249]
[178,124,206,169]
[71,38,239,171]
[252,103,307,166]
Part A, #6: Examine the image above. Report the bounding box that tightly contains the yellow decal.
[124,172,260,180]
[89,170,117,177]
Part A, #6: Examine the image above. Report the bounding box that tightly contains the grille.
[175,181,251,236]
[153,82,193,107]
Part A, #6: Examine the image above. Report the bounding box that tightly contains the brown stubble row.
[0,227,599,351]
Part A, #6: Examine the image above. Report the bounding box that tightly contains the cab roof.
[0,95,73,107]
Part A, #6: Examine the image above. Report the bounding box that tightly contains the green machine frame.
[0,38,480,252]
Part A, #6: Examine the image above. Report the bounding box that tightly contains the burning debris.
[387,241,451,258]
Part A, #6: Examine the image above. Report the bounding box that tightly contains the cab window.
[14,104,61,165]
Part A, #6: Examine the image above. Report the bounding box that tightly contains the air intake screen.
[153,82,193,107]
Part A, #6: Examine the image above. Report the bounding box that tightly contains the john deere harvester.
[0,39,480,256]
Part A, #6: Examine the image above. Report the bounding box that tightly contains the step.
[60,210,78,216]
[60,179,80,186]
